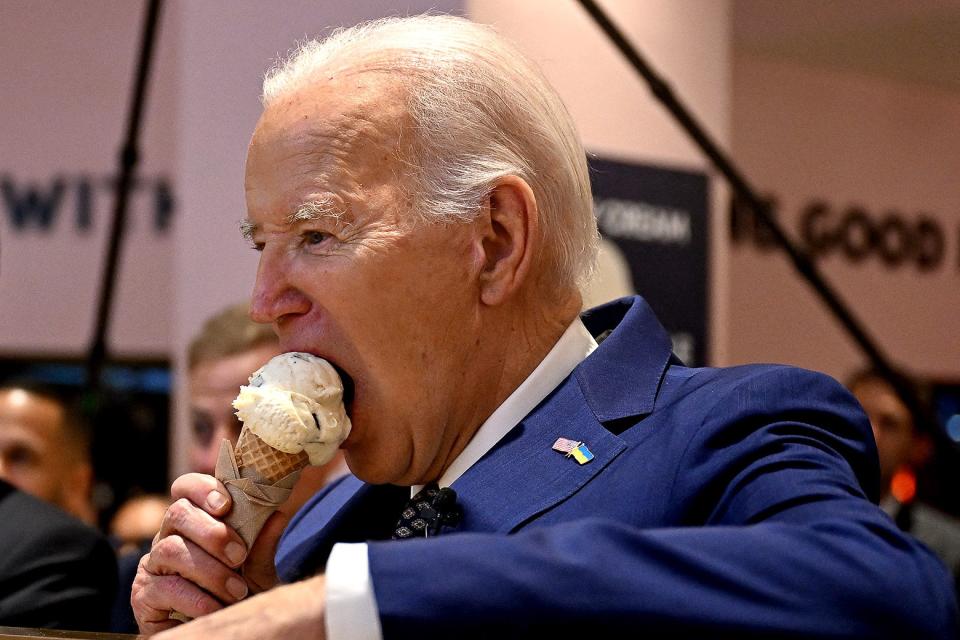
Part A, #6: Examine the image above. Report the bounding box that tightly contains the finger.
[157,497,248,568]
[147,535,249,604]
[135,574,223,623]
[171,472,232,518]
[135,598,179,636]
[132,556,179,635]
[136,606,179,636]
[132,559,224,633]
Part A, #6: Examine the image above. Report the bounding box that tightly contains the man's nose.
[249,248,310,324]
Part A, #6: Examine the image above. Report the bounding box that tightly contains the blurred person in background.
[110,493,172,556]
[0,384,116,630]
[109,492,172,632]
[0,382,96,524]
[187,302,280,476]
[848,368,960,589]
[0,479,117,630]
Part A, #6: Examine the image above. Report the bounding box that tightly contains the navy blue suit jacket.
[277,297,957,638]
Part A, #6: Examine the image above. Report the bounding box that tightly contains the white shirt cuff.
[324,542,383,640]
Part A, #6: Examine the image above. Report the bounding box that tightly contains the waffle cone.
[234,427,309,484]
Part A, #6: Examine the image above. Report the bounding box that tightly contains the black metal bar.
[86,0,164,393]
[575,0,937,434]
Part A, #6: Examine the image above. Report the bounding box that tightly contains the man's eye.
[303,231,330,246]
[5,446,36,467]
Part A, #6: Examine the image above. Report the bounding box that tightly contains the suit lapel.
[578,296,674,422]
[451,375,626,533]
[449,296,673,534]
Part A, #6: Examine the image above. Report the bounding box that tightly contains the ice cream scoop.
[232,352,351,468]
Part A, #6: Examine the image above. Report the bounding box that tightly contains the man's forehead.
[254,71,408,150]
[0,390,63,420]
[244,79,410,236]
[0,413,58,450]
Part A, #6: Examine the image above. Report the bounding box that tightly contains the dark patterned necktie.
[392,483,462,540]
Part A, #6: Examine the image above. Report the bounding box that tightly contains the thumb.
[243,510,290,594]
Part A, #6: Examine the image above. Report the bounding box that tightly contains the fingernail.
[225,541,246,565]
[226,575,248,600]
[206,490,227,511]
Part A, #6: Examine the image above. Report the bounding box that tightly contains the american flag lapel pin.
[552,437,594,465]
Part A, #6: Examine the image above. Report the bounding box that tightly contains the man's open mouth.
[329,362,355,411]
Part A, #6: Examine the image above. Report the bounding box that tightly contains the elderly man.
[133,15,957,638]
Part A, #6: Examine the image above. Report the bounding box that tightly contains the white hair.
[262,15,599,292]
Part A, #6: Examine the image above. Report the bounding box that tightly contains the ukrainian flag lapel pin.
[552,437,594,465]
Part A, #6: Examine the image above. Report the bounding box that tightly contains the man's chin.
[341,447,398,486]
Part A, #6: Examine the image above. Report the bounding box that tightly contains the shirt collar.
[411,317,598,497]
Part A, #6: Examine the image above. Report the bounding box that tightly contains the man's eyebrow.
[239,198,347,242]
[286,197,346,225]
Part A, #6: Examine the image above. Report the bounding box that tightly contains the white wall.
[729,54,960,381]
[0,0,179,357]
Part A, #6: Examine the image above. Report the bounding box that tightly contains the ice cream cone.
[234,426,309,484]
[215,352,351,550]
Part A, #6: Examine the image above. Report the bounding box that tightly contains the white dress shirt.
[324,318,597,640]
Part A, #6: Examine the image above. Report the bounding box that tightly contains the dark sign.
[589,157,710,366]
[0,173,175,234]
[730,194,957,272]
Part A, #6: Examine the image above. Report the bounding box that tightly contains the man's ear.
[476,176,539,306]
